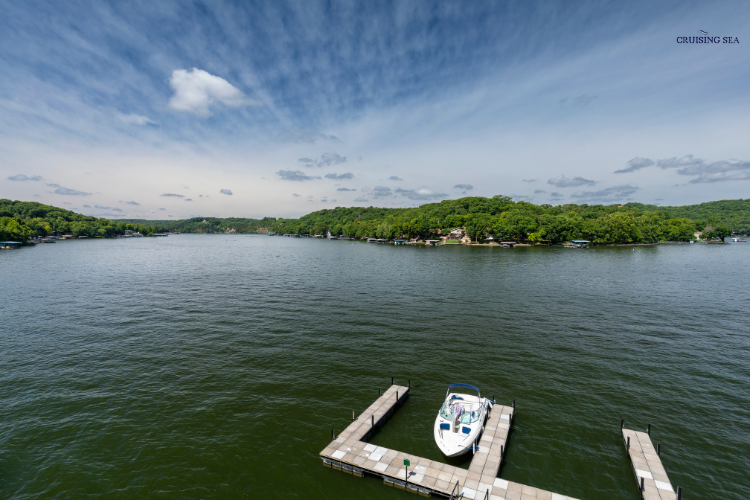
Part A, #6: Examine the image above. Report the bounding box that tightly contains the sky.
[1,0,749,220]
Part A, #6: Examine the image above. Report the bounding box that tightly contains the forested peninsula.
[4,196,745,245]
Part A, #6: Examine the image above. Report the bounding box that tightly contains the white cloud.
[276,170,321,181]
[656,155,704,169]
[547,175,596,188]
[395,188,447,200]
[570,185,639,202]
[7,174,43,181]
[160,193,184,197]
[371,186,392,197]
[325,172,354,180]
[220,188,233,195]
[54,186,91,195]
[168,68,259,116]
[615,157,654,174]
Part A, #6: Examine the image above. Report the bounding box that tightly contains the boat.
[731,238,746,242]
[433,384,492,457]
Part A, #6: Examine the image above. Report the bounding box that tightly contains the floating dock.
[319,384,580,499]
[621,426,680,500]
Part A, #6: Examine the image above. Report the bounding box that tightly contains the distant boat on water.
[731,237,746,242]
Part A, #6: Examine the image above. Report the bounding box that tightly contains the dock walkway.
[320,384,579,499]
[621,427,679,500]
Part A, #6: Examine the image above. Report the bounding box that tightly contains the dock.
[621,425,681,500]
[320,384,580,499]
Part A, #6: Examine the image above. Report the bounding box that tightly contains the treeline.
[3,196,741,245]
[262,196,725,243]
[0,200,165,241]
[122,216,275,234]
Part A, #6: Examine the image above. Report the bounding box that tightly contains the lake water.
[1,235,748,499]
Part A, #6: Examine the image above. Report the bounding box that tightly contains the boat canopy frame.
[446,383,481,400]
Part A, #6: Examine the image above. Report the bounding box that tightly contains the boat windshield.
[440,403,480,423]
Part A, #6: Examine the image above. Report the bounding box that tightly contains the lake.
[1,235,748,499]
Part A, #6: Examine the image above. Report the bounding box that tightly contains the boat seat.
[461,426,471,434]
[439,423,450,431]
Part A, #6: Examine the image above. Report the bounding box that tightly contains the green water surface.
[1,236,748,499]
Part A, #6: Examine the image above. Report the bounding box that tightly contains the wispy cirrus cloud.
[160,193,184,197]
[276,170,321,181]
[453,184,473,190]
[547,175,596,188]
[337,187,356,191]
[354,197,369,202]
[117,113,157,126]
[277,129,341,144]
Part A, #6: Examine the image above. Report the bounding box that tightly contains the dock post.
[640,477,644,492]
[332,429,335,440]
[379,388,381,396]
[677,486,682,499]
[513,398,515,410]
[408,379,410,389]
[648,423,651,436]
[627,436,630,449]
[657,442,660,456]
[391,376,394,385]
[621,418,624,429]
[352,410,355,421]
[372,415,374,428]
[396,390,399,401]
[501,444,504,463]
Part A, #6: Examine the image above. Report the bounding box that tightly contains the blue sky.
[1,0,749,219]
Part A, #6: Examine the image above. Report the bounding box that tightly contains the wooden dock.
[320,384,580,499]
[621,426,680,500]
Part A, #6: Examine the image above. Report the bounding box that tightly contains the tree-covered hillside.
[624,199,750,233]
[259,196,705,243]
[3,196,743,245]
[0,199,164,239]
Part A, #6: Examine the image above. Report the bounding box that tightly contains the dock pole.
[391,376,394,385]
[627,436,630,450]
[640,477,644,492]
[657,442,660,456]
[648,423,651,436]
[513,399,515,410]
[621,418,624,429]
[677,486,682,499]
[332,429,335,440]
[372,415,374,428]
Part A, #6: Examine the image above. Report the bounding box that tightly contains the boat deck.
[319,384,580,499]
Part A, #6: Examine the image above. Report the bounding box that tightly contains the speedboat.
[433,384,492,457]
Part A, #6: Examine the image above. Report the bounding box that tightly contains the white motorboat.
[433,384,492,457]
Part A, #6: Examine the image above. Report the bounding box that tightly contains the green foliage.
[0,216,36,242]
[0,200,165,238]
[6,196,747,245]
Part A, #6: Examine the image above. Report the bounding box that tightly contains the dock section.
[621,427,679,500]
[320,384,580,499]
